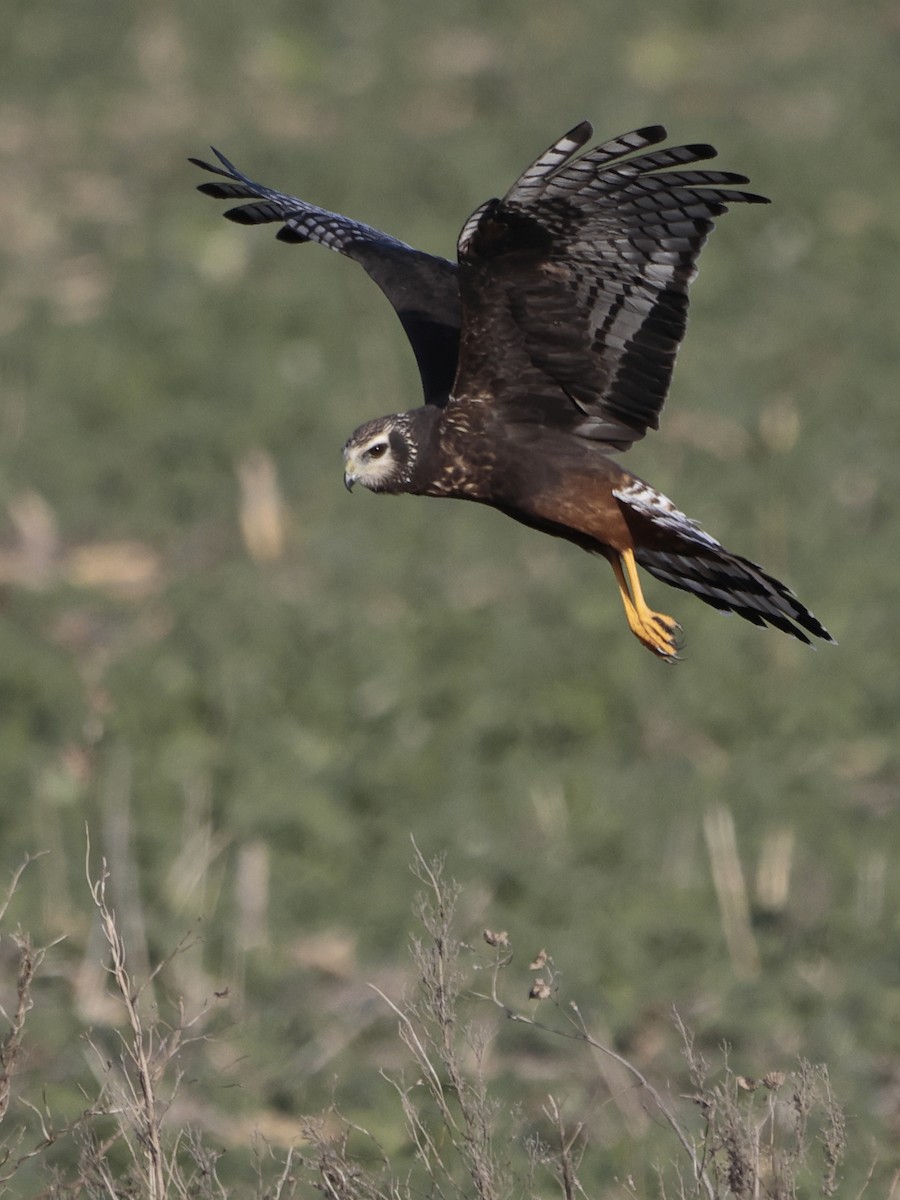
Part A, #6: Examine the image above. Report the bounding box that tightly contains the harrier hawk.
[192,122,832,661]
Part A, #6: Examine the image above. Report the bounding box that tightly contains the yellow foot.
[610,548,685,664]
[626,606,684,663]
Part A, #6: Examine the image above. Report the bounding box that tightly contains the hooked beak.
[343,448,360,492]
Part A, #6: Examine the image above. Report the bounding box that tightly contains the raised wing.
[191,149,461,407]
[452,123,769,447]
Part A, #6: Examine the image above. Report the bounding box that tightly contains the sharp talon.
[637,612,684,661]
[651,612,677,633]
[666,620,685,652]
[645,615,682,662]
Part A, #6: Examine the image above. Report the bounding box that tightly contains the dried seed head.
[483,928,509,948]
[529,978,552,1001]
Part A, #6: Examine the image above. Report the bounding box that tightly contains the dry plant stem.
[1,856,48,1127]
[816,1063,846,1197]
[270,1145,297,1200]
[371,988,458,1190]
[544,1095,585,1200]
[413,849,500,1200]
[86,835,166,1200]
[0,855,45,925]
[369,841,501,1200]
[482,957,716,1200]
[0,935,39,1128]
[1,855,96,1185]
[882,1167,900,1200]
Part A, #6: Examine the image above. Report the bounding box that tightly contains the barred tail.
[636,545,834,646]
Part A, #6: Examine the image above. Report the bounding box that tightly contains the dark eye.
[367,442,388,459]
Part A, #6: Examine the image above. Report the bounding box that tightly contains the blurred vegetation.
[1,0,899,1192]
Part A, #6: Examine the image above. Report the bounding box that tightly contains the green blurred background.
[1,0,899,1191]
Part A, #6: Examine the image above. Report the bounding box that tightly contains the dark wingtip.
[681,142,718,162]
[275,225,311,244]
[634,123,668,144]
[221,205,257,224]
[190,149,239,182]
[211,146,239,172]
[568,119,594,145]
[721,191,770,207]
[196,181,230,197]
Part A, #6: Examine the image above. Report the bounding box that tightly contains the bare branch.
[86,836,166,1200]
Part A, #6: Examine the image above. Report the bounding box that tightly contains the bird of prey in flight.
[192,122,832,661]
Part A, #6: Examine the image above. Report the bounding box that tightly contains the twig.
[544,1096,584,1200]
[85,830,166,1200]
[1,855,56,1135]
[0,853,47,926]
[477,960,716,1200]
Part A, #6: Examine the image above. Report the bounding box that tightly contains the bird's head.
[342,414,418,494]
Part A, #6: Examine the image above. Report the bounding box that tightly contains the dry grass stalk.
[479,936,715,1200]
[676,1017,847,1200]
[754,826,795,913]
[1,856,96,1186]
[1,838,304,1198]
[86,847,168,1200]
[703,806,760,980]
[237,448,286,563]
[369,847,503,1200]
[0,858,43,1130]
[82,834,232,1199]
[543,1095,587,1200]
[0,932,39,1129]
[0,843,856,1200]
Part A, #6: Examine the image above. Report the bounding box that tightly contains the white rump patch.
[613,479,722,549]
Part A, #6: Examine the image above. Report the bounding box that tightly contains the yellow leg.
[610,549,683,662]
